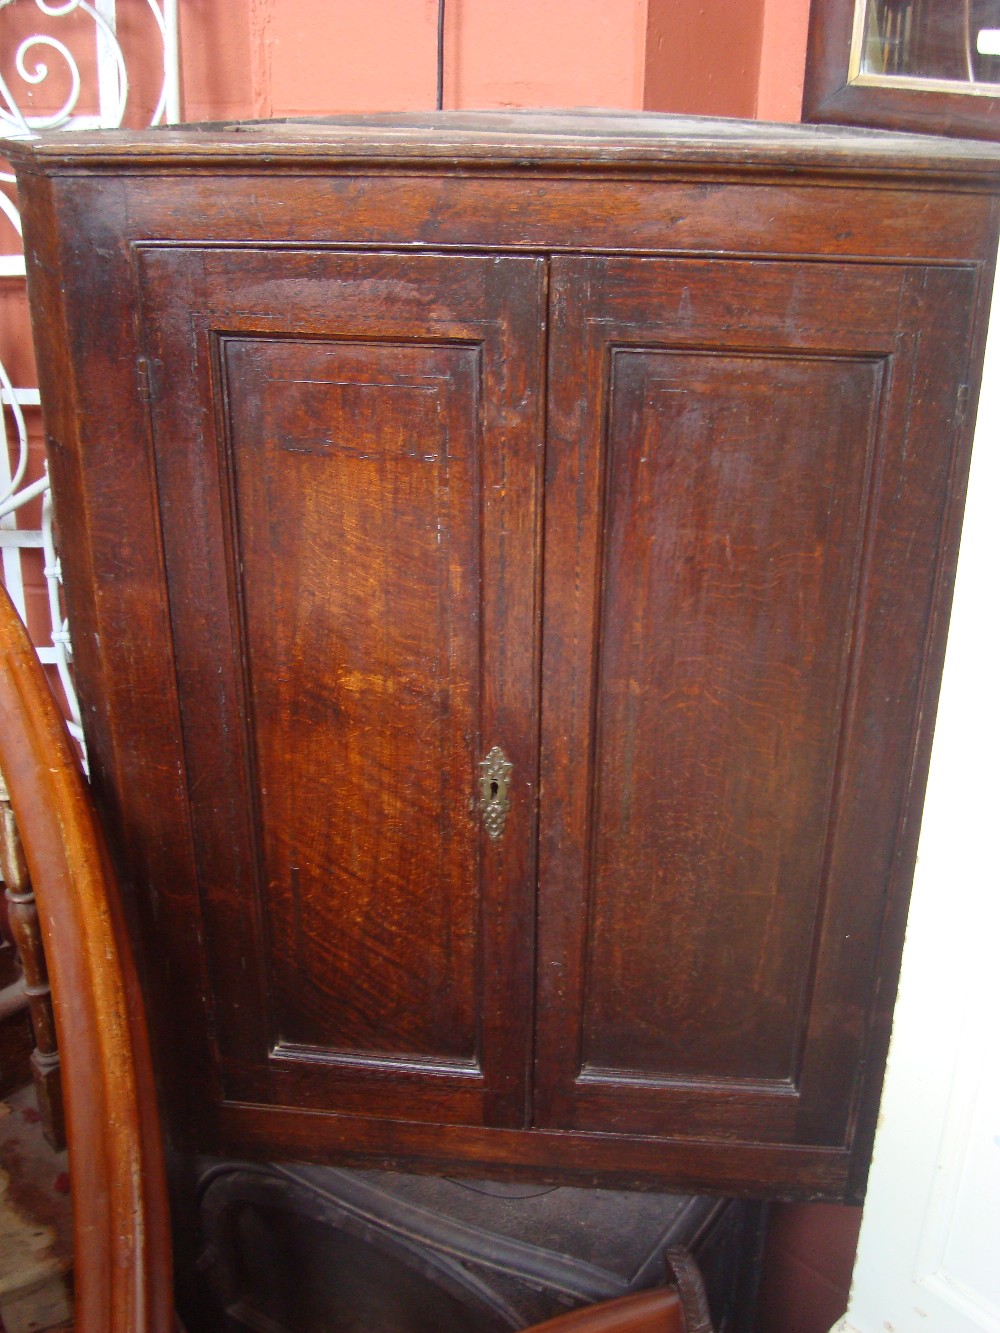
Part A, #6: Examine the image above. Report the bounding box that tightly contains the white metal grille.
[0,0,180,751]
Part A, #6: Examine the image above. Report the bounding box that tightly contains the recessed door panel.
[225,337,482,1065]
[582,345,879,1085]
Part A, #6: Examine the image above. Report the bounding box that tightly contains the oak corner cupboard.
[6,111,999,1205]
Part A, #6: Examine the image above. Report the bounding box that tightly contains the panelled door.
[133,244,974,1153]
[135,248,544,1129]
[535,256,975,1150]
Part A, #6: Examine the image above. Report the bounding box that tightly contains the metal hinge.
[136,355,153,405]
[956,382,970,427]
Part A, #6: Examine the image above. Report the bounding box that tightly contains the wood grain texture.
[39,171,1000,266]
[4,111,996,1203]
[0,590,707,1331]
[134,247,543,1129]
[6,109,1000,180]
[0,585,174,1333]
[535,255,978,1151]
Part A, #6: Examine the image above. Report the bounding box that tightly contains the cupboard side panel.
[14,176,226,1140]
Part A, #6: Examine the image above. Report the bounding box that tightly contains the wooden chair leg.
[0,768,65,1149]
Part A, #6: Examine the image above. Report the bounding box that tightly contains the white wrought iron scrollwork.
[1,0,180,759]
[0,0,179,138]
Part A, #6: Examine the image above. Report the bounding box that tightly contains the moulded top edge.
[5,110,1000,184]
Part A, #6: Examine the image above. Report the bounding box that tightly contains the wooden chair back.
[0,584,174,1333]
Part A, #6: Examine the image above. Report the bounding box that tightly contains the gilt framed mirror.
[804,0,1000,139]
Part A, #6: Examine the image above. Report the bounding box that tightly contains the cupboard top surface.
[7,109,1000,185]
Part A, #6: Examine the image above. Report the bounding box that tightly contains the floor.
[0,1086,72,1333]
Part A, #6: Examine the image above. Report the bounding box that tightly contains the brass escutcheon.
[478,746,512,841]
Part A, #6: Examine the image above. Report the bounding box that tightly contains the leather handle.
[663,1247,715,1333]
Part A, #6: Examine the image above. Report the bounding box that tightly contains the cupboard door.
[535,256,976,1149]
[135,249,543,1129]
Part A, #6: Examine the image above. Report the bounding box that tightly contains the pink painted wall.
[643,0,767,118]
[177,0,807,123]
[179,0,254,122]
[441,0,647,110]
[180,0,648,120]
[643,0,809,120]
[756,0,813,121]
[252,0,442,116]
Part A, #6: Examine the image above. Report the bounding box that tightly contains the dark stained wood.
[9,108,1000,178]
[39,171,1000,266]
[3,111,997,1204]
[0,580,706,1333]
[534,255,977,1150]
[0,914,29,1097]
[134,247,543,1128]
[0,769,65,1146]
[0,968,33,1097]
[0,585,175,1333]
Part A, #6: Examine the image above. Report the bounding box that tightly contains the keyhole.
[490,779,499,798]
